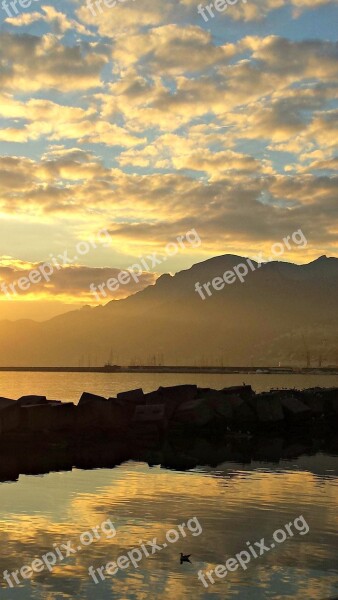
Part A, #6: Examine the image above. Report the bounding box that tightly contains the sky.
[0,0,337,320]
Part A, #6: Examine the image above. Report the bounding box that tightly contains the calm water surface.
[0,374,337,599]
[0,371,337,402]
[0,458,338,599]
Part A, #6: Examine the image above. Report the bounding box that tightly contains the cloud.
[0,94,145,146]
[2,152,337,263]
[271,108,338,161]
[111,24,238,74]
[180,0,338,21]
[118,134,274,178]
[0,258,157,303]
[5,5,94,35]
[76,0,168,35]
[0,32,109,92]
[246,36,338,80]
[76,0,338,30]
[97,35,338,137]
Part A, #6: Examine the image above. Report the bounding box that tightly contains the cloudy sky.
[0,0,337,319]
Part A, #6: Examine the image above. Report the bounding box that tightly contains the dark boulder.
[15,403,72,433]
[20,404,53,432]
[159,385,197,403]
[117,388,144,402]
[202,390,234,421]
[17,395,48,406]
[173,398,214,427]
[280,395,311,422]
[0,397,15,410]
[49,403,77,431]
[133,404,166,424]
[0,403,23,433]
[316,387,338,416]
[78,392,108,406]
[142,390,163,404]
[139,386,199,420]
[228,396,257,428]
[221,385,254,401]
[77,397,128,432]
[252,393,284,425]
[300,389,324,416]
[136,391,178,423]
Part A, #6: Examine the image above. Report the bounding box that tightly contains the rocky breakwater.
[0,385,338,482]
[0,384,337,441]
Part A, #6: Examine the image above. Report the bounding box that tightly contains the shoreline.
[0,366,337,375]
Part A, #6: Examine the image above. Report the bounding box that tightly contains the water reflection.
[0,455,338,600]
[1,430,338,484]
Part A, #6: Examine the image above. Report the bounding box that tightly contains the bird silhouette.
[180,553,191,564]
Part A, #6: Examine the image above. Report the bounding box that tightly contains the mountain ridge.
[0,253,337,367]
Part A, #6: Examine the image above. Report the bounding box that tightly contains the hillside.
[0,255,337,366]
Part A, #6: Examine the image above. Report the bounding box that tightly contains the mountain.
[0,254,337,366]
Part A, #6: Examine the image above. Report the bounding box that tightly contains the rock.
[17,395,48,406]
[109,397,135,422]
[197,387,212,396]
[142,390,163,404]
[173,398,214,427]
[20,405,54,432]
[1,385,336,441]
[77,393,111,430]
[0,397,15,410]
[158,385,197,403]
[49,404,76,431]
[130,422,162,441]
[138,386,199,422]
[78,392,107,406]
[300,390,324,416]
[0,404,22,433]
[280,395,311,422]
[117,388,144,402]
[133,404,166,423]
[18,404,66,432]
[202,390,234,421]
[253,393,284,425]
[228,395,257,427]
[316,388,338,416]
[77,398,128,432]
[222,385,254,401]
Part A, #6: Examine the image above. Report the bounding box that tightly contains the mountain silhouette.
[0,254,337,366]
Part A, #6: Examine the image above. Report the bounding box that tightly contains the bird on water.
[180,553,191,564]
